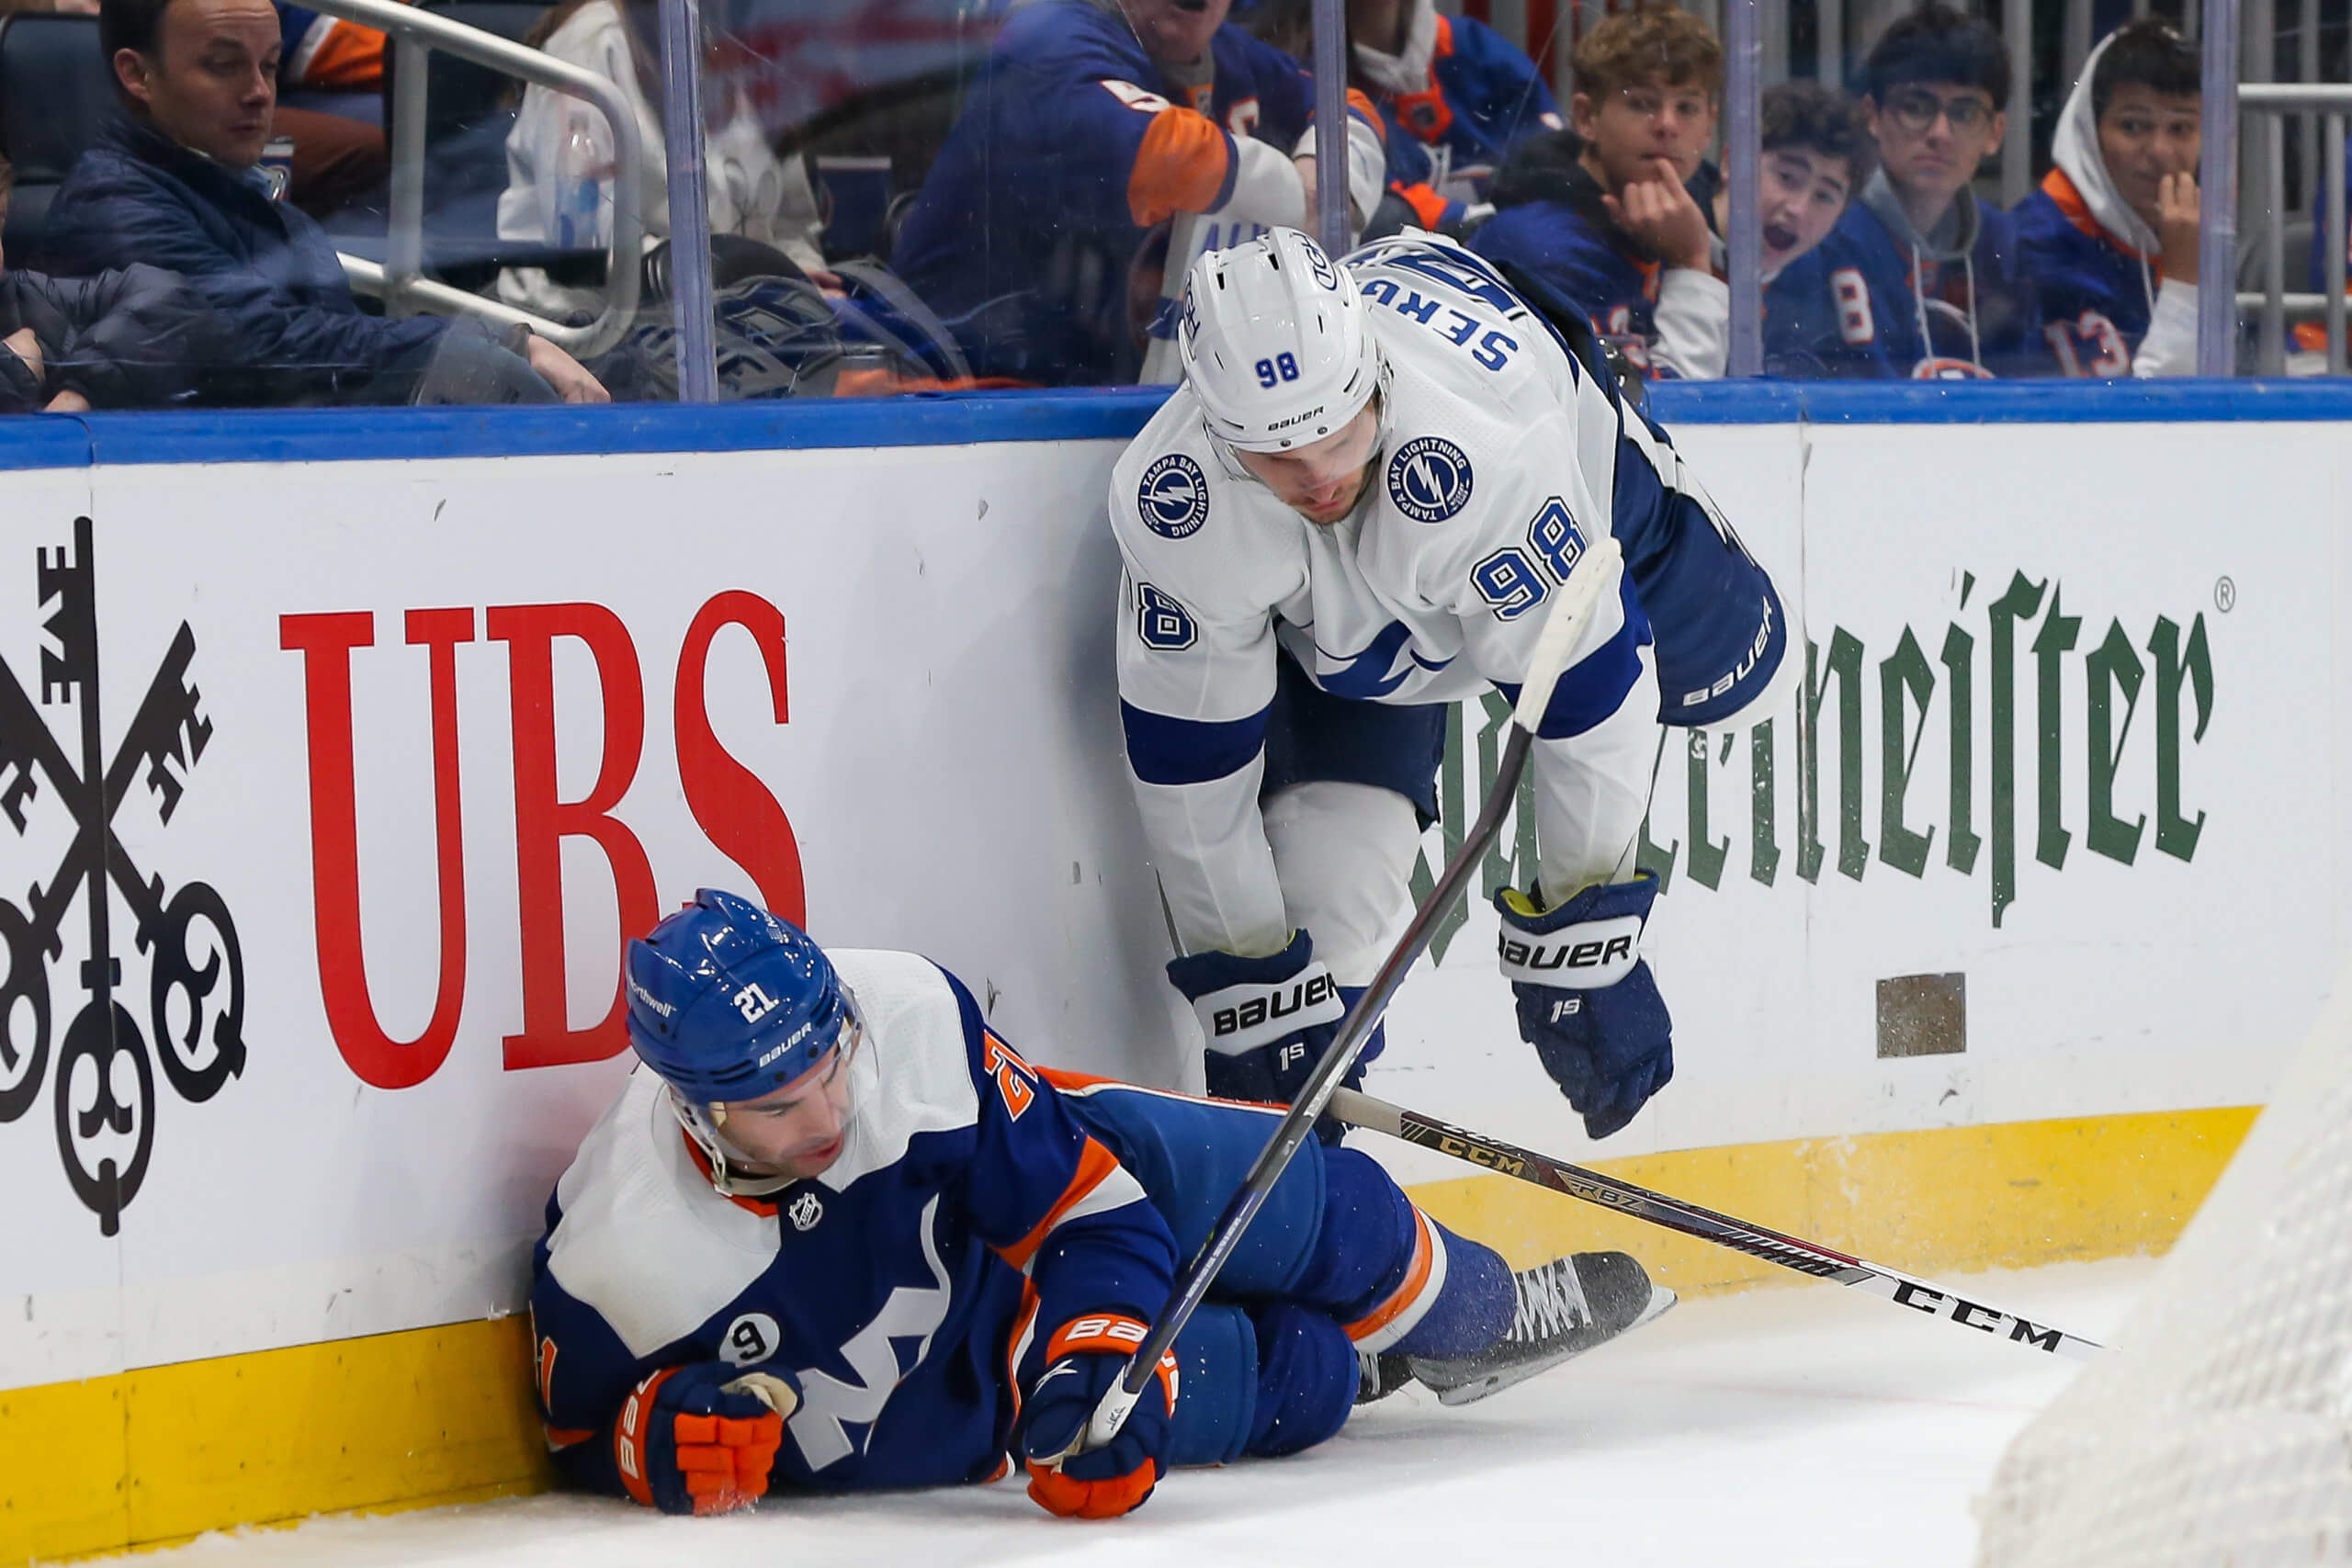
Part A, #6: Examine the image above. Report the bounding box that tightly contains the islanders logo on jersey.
[1138,454,1211,539]
[1387,436,1473,524]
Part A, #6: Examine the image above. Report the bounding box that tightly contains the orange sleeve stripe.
[1344,87,1388,142]
[1396,180,1451,228]
[997,1135,1126,1270]
[1345,1209,1435,1343]
[297,21,387,88]
[1129,107,1233,226]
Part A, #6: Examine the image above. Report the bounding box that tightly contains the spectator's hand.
[1603,158,1712,274]
[5,326,44,384]
[45,389,91,414]
[2157,170,2200,286]
[524,337,611,404]
[808,267,847,300]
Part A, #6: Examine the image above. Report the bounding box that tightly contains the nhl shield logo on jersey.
[1138,454,1211,539]
[787,1190,824,1231]
[1387,436,1474,523]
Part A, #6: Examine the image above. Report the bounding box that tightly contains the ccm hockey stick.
[1329,1086,2105,1363]
[1076,533,1629,1452]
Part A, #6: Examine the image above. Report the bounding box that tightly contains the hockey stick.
[1076,533,1628,1452]
[1329,1086,2106,1363]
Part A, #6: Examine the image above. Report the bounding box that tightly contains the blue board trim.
[0,377,2349,472]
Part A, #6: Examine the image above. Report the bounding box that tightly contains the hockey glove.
[1014,1314,1179,1519]
[1496,874,1673,1140]
[614,1360,798,1516]
[1167,930,1359,1114]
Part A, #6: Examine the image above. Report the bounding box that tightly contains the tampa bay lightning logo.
[1138,454,1211,539]
[1387,436,1473,524]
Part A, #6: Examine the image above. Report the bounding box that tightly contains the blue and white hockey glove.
[1167,931,1360,1120]
[1014,1314,1179,1518]
[613,1360,798,1516]
[1495,874,1673,1140]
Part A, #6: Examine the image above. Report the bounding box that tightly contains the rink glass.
[0,0,2332,411]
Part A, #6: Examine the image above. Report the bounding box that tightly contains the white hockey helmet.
[1177,229,1381,452]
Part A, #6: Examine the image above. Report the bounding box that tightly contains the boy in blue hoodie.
[2012,20,2201,377]
[1817,2,2047,378]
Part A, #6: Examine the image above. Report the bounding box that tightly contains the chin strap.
[669,1089,795,1200]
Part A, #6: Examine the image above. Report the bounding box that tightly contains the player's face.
[1119,0,1230,66]
[1234,400,1383,525]
[1757,147,1853,274]
[1572,75,1718,187]
[1865,82,2004,217]
[114,0,281,170]
[711,1031,857,1181]
[2097,83,2201,230]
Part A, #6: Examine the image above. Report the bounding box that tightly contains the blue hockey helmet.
[624,889,856,1103]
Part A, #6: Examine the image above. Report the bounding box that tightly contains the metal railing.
[2243,82,2351,374]
[301,0,644,359]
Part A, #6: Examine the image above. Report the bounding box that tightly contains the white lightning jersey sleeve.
[1113,231,1672,963]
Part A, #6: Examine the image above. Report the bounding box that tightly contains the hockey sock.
[1293,1149,1515,1355]
[1244,1303,1357,1458]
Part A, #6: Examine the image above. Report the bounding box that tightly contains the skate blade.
[1425,1282,1679,1408]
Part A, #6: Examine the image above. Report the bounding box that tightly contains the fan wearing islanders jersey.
[1467,5,1728,381]
[1346,0,1562,234]
[891,0,1385,387]
[2013,22,2203,378]
[530,890,1669,1520]
[1112,228,1783,1146]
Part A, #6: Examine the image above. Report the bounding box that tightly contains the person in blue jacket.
[2014,20,2201,378]
[529,890,1670,1519]
[1817,1,2048,378]
[46,0,608,406]
[1468,2,1726,379]
[893,0,1385,387]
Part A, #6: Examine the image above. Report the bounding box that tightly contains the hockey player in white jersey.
[1112,226,1782,1136]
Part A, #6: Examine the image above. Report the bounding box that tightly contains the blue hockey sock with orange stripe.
[1299,1148,1517,1358]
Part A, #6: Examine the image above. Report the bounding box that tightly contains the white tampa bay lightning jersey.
[1112,231,1682,964]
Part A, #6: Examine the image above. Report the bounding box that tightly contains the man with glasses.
[1468,2,1728,379]
[527,888,1668,1520]
[1816,2,2046,378]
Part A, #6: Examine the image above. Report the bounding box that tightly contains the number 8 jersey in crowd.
[1110,231,1785,958]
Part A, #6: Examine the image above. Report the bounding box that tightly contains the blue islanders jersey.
[1755,246,1898,378]
[1378,14,1561,231]
[891,0,1314,386]
[2014,169,2157,376]
[1469,188,1726,379]
[529,950,1177,1497]
[1815,195,2051,378]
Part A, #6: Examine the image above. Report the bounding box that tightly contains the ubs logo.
[1387,436,1474,523]
[0,517,245,1235]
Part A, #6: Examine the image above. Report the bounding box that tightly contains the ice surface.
[83,1259,2151,1568]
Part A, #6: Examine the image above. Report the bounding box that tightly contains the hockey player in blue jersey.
[1112,227,1782,1145]
[2013,21,2203,378]
[1468,4,1727,379]
[529,889,1670,1519]
[1817,3,2047,378]
[890,0,1385,386]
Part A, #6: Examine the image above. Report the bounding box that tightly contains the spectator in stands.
[1724,84,1888,377]
[493,0,830,324]
[45,0,608,403]
[1251,0,1561,239]
[2013,20,2199,378]
[1822,2,2043,377]
[267,1,393,220]
[1468,3,1725,379]
[890,0,1385,387]
[0,152,216,409]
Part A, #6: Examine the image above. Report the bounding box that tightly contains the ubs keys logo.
[0,517,245,1235]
